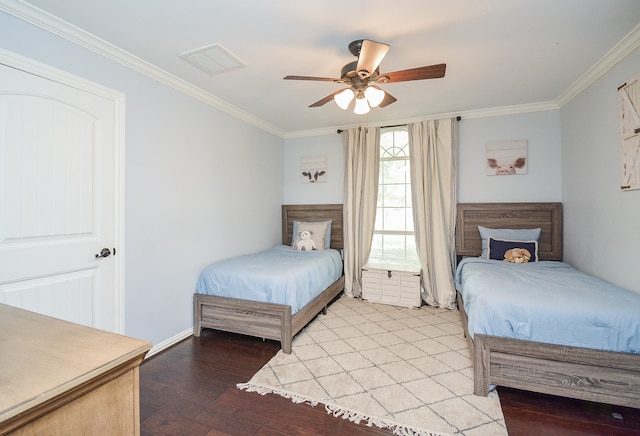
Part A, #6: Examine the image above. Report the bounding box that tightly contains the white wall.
[0,12,285,347]
[283,112,563,204]
[283,58,640,295]
[5,6,636,352]
[457,111,562,202]
[124,83,283,345]
[561,47,640,293]
[284,133,344,204]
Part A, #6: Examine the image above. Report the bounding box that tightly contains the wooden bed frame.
[193,204,345,354]
[456,202,640,409]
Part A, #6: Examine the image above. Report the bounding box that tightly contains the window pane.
[369,234,419,264]
[375,207,383,229]
[383,234,405,259]
[406,236,418,262]
[380,129,409,158]
[372,126,418,265]
[369,234,383,259]
[380,131,394,150]
[407,212,414,231]
[380,160,408,184]
[393,129,408,148]
[383,208,406,231]
[382,185,406,207]
[385,235,418,263]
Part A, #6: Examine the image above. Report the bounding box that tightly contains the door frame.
[0,48,126,333]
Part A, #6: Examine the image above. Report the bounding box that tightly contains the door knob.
[95,248,112,258]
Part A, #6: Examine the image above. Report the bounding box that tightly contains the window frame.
[369,126,418,264]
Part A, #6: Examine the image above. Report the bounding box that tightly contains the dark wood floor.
[139,330,640,435]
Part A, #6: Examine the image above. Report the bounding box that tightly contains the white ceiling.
[15,0,640,135]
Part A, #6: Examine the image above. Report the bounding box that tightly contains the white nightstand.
[361,260,422,308]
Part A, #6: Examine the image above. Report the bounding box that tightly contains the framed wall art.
[618,73,640,191]
[300,155,327,183]
[486,140,528,176]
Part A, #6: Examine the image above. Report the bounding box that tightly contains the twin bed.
[192,201,640,409]
[455,202,640,408]
[193,204,344,354]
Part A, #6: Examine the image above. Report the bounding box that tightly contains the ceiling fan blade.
[283,75,339,82]
[379,91,397,108]
[356,40,390,78]
[309,90,342,107]
[382,63,446,82]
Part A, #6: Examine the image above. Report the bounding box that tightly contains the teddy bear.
[294,230,316,251]
[503,248,531,263]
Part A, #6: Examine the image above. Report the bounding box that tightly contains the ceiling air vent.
[179,43,246,75]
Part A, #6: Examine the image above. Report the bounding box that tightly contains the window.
[368,127,419,265]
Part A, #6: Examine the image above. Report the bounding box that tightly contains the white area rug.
[238,296,506,436]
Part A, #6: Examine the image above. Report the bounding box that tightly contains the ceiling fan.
[284,39,446,114]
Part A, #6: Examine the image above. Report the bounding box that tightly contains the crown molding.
[0,0,286,138]
[555,23,640,108]
[280,22,640,139]
[450,101,559,120]
[284,101,559,139]
[3,0,636,140]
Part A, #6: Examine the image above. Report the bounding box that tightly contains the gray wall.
[3,8,637,351]
[561,47,640,292]
[283,134,344,205]
[283,111,563,204]
[1,11,285,347]
[284,74,640,294]
[457,111,562,202]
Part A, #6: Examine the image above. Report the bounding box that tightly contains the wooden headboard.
[456,202,563,261]
[282,204,344,250]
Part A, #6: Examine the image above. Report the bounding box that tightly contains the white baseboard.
[145,328,193,359]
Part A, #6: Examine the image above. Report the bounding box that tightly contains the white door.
[0,58,123,333]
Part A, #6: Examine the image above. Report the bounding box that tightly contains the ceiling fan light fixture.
[284,39,445,112]
[364,86,385,108]
[353,96,370,114]
[334,88,354,110]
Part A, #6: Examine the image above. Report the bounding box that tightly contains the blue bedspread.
[195,245,343,315]
[455,257,640,354]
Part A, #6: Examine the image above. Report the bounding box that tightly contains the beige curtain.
[408,118,458,309]
[343,126,380,298]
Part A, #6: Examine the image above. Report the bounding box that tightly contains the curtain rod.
[337,116,462,133]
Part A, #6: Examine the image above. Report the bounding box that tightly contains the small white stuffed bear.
[295,230,316,251]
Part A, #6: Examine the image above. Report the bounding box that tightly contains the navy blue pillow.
[487,237,538,262]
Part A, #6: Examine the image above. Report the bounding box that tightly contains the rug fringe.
[237,382,452,436]
[236,382,320,407]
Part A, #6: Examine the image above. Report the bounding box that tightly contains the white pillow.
[292,221,329,250]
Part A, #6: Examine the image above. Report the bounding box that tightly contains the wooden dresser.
[0,304,151,435]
